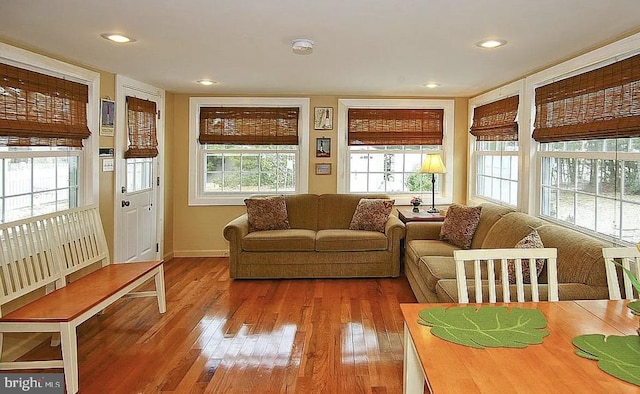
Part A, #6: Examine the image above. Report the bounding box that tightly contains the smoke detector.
[292,38,314,53]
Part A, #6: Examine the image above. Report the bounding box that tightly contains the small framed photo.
[314,107,333,130]
[316,137,331,157]
[315,163,332,175]
[100,99,115,136]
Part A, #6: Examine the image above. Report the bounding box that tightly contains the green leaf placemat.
[417,305,549,349]
[573,334,640,386]
[628,300,640,315]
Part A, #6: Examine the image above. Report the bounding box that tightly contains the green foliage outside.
[405,172,433,192]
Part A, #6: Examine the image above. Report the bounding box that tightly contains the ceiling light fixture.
[476,39,507,49]
[292,38,314,53]
[101,33,136,43]
[197,79,218,86]
[424,82,440,88]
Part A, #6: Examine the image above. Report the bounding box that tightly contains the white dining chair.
[602,247,640,300]
[453,248,559,303]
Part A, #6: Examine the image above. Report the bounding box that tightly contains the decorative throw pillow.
[349,199,395,233]
[244,196,291,232]
[439,204,482,249]
[507,229,545,284]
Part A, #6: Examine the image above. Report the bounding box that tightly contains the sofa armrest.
[223,214,250,278]
[384,215,406,245]
[405,221,443,243]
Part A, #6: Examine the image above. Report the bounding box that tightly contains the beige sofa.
[405,202,611,303]
[223,194,405,279]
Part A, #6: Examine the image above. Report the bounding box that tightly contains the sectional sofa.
[405,202,611,302]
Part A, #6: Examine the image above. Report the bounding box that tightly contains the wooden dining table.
[401,300,639,393]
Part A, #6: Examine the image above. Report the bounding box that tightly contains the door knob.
[121,200,130,207]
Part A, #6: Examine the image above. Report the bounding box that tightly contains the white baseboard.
[173,250,229,258]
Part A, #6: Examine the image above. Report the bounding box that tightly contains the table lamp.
[420,153,447,213]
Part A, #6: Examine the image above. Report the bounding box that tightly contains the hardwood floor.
[21,257,417,393]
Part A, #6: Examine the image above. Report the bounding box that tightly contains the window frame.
[337,98,454,206]
[188,97,310,206]
[0,42,100,216]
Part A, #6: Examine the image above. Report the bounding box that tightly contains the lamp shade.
[420,153,446,174]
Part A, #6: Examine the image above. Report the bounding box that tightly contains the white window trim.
[188,97,310,206]
[337,98,454,206]
[0,42,100,206]
[468,79,525,209]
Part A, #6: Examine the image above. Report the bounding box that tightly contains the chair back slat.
[602,247,640,300]
[454,248,559,303]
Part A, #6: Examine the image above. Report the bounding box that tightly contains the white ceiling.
[1,0,640,97]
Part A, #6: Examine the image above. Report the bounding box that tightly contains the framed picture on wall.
[314,107,333,130]
[100,99,115,136]
[316,137,331,157]
[315,163,332,175]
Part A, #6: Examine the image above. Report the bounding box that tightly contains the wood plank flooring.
[20,257,417,393]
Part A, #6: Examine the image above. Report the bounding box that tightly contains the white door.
[114,76,164,262]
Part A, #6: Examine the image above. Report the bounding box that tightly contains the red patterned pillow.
[439,204,482,249]
[349,199,395,233]
[244,196,291,232]
[507,229,545,284]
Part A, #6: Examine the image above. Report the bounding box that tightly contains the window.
[539,138,640,243]
[0,147,80,222]
[475,141,519,206]
[338,99,454,205]
[189,97,309,205]
[534,53,640,244]
[0,44,99,222]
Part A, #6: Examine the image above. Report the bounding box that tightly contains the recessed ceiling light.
[101,33,136,43]
[197,79,219,86]
[424,82,440,88]
[476,39,507,49]
[292,38,314,53]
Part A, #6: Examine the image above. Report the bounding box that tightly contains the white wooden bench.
[0,205,166,393]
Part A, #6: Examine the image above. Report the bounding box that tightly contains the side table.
[397,206,446,223]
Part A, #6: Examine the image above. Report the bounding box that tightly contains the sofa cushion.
[470,203,516,249]
[406,239,459,260]
[436,279,555,303]
[245,196,291,232]
[481,212,546,249]
[242,229,316,252]
[439,204,482,249]
[417,255,493,293]
[349,199,394,232]
[284,194,320,230]
[506,229,545,284]
[317,194,389,230]
[436,280,608,303]
[316,229,387,252]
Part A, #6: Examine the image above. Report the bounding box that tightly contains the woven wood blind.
[0,62,90,147]
[124,96,158,158]
[470,95,519,141]
[347,108,443,145]
[533,53,640,143]
[199,107,299,145]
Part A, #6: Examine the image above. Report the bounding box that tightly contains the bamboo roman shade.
[348,108,444,145]
[0,62,90,147]
[470,95,519,141]
[533,53,640,143]
[199,107,299,145]
[125,96,158,158]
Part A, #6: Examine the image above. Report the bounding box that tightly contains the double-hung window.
[470,95,520,207]
[0,59,95,223]
[338,99,454,205]
[535,53,640,244]
[189,98,309,205]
